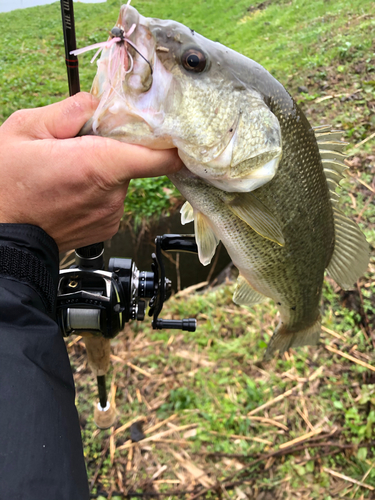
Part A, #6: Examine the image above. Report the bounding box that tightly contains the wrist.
[0,224,59,316]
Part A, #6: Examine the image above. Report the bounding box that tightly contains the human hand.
[0,92,182,252]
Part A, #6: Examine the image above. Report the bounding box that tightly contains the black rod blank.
[97,375,108,409]
[60,0,105,272]
[60,0,80,96]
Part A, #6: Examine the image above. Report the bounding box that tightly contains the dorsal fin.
[327,208,369,289]
[314,125,346,143]
[313,127,369,286]
[313,126,348,205]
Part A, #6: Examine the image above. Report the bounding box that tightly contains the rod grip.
[83,336,111,377]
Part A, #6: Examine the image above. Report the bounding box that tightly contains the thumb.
[7,92,99,140]
[39,92,99,139]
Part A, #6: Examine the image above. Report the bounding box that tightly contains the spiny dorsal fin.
[180,201,194,225]
[194,211,220,266]
[314,125,347,144]
[233,275,266,306]
[313,126,348,204]
[313,124,335,135]
[223,192,285,246]
[319,150,347,161]
[327,208,369,289]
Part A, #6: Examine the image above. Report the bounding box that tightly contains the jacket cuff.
[0,224,59,315]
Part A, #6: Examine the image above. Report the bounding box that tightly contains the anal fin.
[233,275,266,306]
[264,317,321,360]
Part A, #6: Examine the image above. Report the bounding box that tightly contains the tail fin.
[264,317,321,360]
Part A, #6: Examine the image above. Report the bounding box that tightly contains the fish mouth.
[82,5,175,146]
[117,4,155,95]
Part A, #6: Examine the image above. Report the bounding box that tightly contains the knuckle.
[64,92,97,119]
[94,192,125,220]
[74,91,98,111]
[104,221,121,241]
[95,138,127,183]
[6,109,32,131]
[79,136,127,189]
[111,191,126,212]
[79,160,111,192]
[86,154,116,192]
[103,198,125,219]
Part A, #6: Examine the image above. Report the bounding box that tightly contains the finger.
[5,93,99,140]
[119,145,184,179]
[40,92,100,139]
[77,137,184,186]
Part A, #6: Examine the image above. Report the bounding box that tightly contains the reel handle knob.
[153,318,197,332]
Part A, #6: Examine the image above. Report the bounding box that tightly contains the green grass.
[1,0,374,110]
[69,276,375,498]
[1,0,374,221]
[1,0,374,497]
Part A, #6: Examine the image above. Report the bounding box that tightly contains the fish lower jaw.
[206,174,272,192]
[108,131,174,148]
[206,156,279,193]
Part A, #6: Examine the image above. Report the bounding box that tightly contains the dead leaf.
[183,428,198,439]
[175,349,215,367]
[170,450,215,488]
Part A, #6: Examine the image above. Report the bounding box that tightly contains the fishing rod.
[58,0,197,429]
[60,0,115,428]
[60,0,80,96]
[60,0,101,258]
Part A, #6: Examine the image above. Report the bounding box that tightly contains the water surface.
[0,0,106,14]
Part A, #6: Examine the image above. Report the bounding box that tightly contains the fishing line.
[124,38,153,75]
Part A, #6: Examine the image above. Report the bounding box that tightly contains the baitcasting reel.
[57,234,198,338]
[56,234,199,428]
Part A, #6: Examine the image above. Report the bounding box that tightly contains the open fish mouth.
[76,3,175,145]
[114,4,155,95]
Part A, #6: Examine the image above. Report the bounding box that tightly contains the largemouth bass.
[78,5,369,356]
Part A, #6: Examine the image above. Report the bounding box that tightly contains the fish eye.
[182,48,207,73]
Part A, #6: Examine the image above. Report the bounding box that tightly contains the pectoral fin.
[180,201,194,225]
[226,193,285,246]
[233,275,266,306]
[194,211,220,266]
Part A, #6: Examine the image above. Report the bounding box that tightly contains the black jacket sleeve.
[0,224,89,500]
